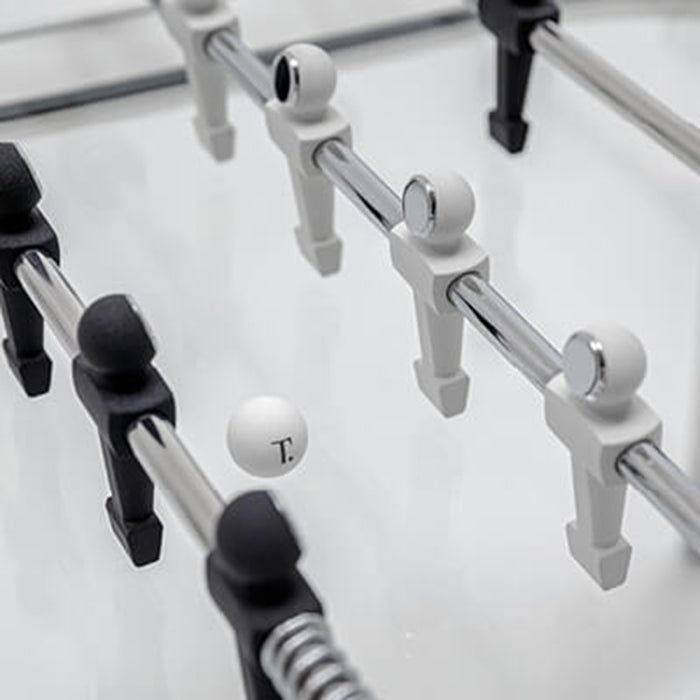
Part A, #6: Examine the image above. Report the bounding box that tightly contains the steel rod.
[531,20,700,174]
[15,250,85,358]
[618,441,700,555]
[315,139,404,235]
[448,272,563,391]
[207,29,274,106]
[128,415,225,551]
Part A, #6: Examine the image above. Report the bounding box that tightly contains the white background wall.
[0,0,463,36]
[0,0,466,112]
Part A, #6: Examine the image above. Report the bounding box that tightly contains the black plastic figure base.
[0,143,60,396]
[478,0,560,153]
[106,497,163,568]
[207,491,323,700]
[73,295,175,567]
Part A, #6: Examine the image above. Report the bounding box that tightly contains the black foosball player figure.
[208,490,322,699]
[73,295,176,567]
[478,0,560,153]
[0,143,60,396]
[208,490,373,699]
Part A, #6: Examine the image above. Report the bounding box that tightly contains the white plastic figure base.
[265,44,352,276]
[545,325,662,589]
[389,171,488,417]
[162,0,238,161]
[227,396,309,478]
[412,295,471,417]
[290,177,343,276]
[565,468,632,591]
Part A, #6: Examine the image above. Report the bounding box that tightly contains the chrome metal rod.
[128,415,225,552]
[448,273,563,392]
[531,20,700,174]
[618,441,700,554]
[207,29,274,106]
[15,250,85,358]
[315,139,404,235]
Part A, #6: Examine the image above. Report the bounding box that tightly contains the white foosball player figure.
[161,0,238,161]
[264,45,352,276]
[545,325,662,589]
[389,172,489,418]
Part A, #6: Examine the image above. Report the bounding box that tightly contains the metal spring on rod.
[260,613,374,700]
